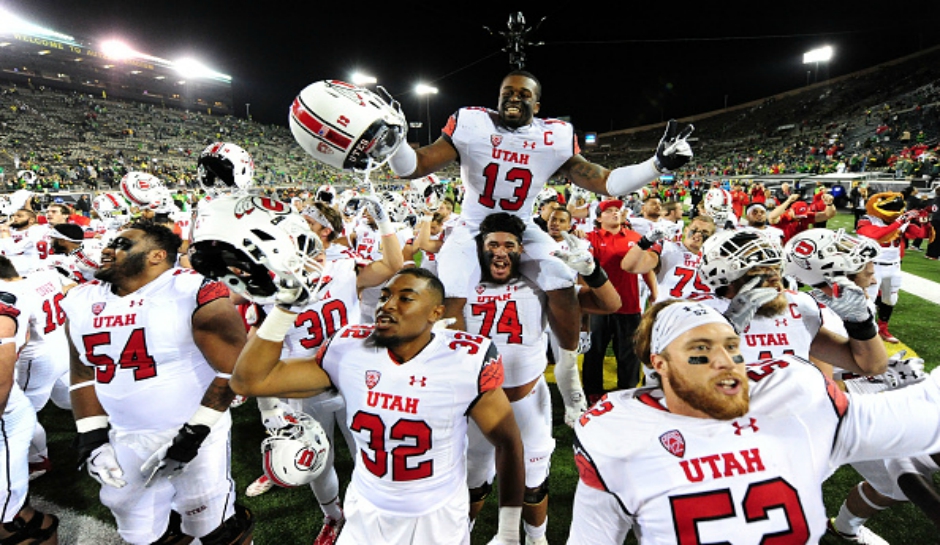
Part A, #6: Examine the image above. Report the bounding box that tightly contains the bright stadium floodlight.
[415,84,439,145]
[100,40,137,60]
[803,46,834,85]
[0,7,75,42]
[173,57,232,83]
[351,72,377,85]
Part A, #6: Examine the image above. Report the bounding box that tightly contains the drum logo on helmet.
[234,197,290,219]
[792,239,817,258]
[295,448,318,471]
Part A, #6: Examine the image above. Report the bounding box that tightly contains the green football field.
[30,211,940,544]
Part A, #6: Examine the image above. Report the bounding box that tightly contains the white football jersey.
[319,325,504,516]
[698,290,822,361]
[0,224,50,274]
[61,268,231,432]
[0,300,35,418]
[653,241,710,303]
[464,276,548,388]
[570,356,940,545]
[442,108,578,226]
[0,269,69,361]
[273,259,361,359]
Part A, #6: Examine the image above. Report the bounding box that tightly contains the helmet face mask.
[197,142,255,193]
[93,193,129,219]
[699,230,784,290]
[190,195,326,305]
[704,188,733,224]
[784,228,881,287]
[289,80,407,172]
[261,412,330,487]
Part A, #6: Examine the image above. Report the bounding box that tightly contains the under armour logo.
[410,376,427,387]
[732,418,759,435]
[522,141,536,149]
[129,299,144,307]
[775,318,788,327]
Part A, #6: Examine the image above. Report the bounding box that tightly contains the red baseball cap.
[598,200,623,213]
[789,200,810,218]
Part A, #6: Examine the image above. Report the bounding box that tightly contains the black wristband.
[73,427,110,469]
[843,318,878,341]
[582,265,609,289]
[637,237,654,250]
[166,423,211,464]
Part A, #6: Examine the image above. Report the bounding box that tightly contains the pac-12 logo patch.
[365,370,381,390]
[659,429,686,458]
[92,302,107,316]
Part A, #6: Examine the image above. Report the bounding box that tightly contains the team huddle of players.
[0,71,937,545]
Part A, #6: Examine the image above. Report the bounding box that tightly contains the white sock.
[834,502,867,536]
[524,517,547,540]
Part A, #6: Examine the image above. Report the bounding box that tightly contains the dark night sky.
[8,2,940,143]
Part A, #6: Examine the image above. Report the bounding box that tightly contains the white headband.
[651,302,731,355]
[302,206,332,230]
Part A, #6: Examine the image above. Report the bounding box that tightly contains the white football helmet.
[120,172,166,209]
[93,192,130,219]
[189,195,325,305]
[783,228,881,287]
[704,188,734,224]
[378,190,413,224]
[289,80,407,172]
[534,186,559,212]
[197,142,255,192]
[408,174,444,212]
[699,229,784,290]
[315,184,337,205]
[261,412,330,488]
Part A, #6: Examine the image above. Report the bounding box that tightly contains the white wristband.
[496,506,523,544]
[605,158,659,197]
[554,349,584,405]
[378,220,396,237]
[188,405,226,428]
[388,142,418,177]
[255,306,297,342]
[75,415,110,433]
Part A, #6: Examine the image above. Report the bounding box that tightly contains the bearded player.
[568,299,940,544]
[386,70,694,423]
[464,213,619,545]
[63,222,253,545]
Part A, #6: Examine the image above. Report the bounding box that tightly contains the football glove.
[723,276,779,334]
[882,349,926,389]
[653,119,694,173]
[552,232,595,276]
[141,423,211,487]
[809,276,872,324]
[86,443,126,489]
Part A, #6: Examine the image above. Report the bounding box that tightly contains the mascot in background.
[856,191,933,343]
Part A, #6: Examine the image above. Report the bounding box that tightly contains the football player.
[569,300,940,544]
[231,267,526,545]
[384,71,693,424]
[695,230,888,377]
[464,213,619,545]
[0,209,49,274]
[64,222,253,545]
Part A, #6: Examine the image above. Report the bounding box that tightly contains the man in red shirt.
[582,199,643,403]
[772,195,836,243]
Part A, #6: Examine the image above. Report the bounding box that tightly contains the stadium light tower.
[416,84,438,146]
[803,46,833,84]
[173,57,232,83]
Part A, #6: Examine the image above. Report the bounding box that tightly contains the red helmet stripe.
[290,99,352,151]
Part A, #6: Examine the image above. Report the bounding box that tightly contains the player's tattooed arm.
[198,379,235,413]
[561,156,611,196]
